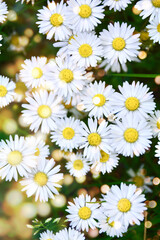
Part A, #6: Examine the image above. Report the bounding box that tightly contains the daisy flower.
[22,90,66,133]
[104,0,133,11]
[97,210,127,237]
[100,22,141,67]
[110,81,156,120]
[81,81,115,119]
[26,136,50,160]
[66,153,90,177]
[47,57,89,104]
[99,58,128,73]
[40,230,55,240]
[66,194,100,232]
[20,158,63,202]
[66,0,104,32]
[0,0,8,23]
[147,15,160,43]
[102,183,147,227]
[53,32,76,59]
[36,0,71,41]
[79,118,112,161]
[68,32,103,68]
[0,75,16,108]
[20,56,50,89]
[51,117,83,152]
[155,140,160,164]
[135,0,160,21]
[127,165,153,193]
[0,135,37,181]
[110,115,153,157]
[149,110,160,137]
[91,151,119,174]
[55,228,85,240]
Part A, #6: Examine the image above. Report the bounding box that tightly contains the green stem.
[106,73,159,78]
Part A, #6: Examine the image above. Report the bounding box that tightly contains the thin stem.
[143,211,147,240]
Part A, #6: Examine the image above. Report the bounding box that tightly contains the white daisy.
[0,75,16,108]
[66,153,90,177]
[155,140,160,164]
[102,183,147,227]
[20,158,63,202]
[68,32,103,68]
[50,117,83,152]
[100,22,141,67]
[135,0,160,21]
[46,57,89,104]
[110,115,153,157]
[22,90,66,133]
[110,81,156,120]
[66,194,100,232]
[0,135,37,181]
[127,165,153,193]
[0,0,8,23]
[20,56,50,89]
[66,0,104,32]
[91,151,119,174]
[79,118,112,162]
[40,230,55,240]
[81,81,115,119]
[104,0,133,11]
[149,110,160,137]
[99,58,128,73]
[53,32,76,59]
[97,210,127,237]
[55,228,85,240]
[36,0,71,41]
[147,15,160,43]
[25,136,50,160]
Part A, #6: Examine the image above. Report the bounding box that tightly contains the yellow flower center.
[117,198,131,212]
[37,105,52,118]
[73,159,84,170]
[79,4,92,18]
[78,206,92,220]
[107,217,115,227]
[79,44,93,58]
[34,172,48,186]
[15,82,27,95]
[124,128,139,143]
[112,37,126,51]
[59,69,74,83]
[35,147,40,156]
[157,119,160,129]
[133,176,144,187]
[0,85,7,97]
[7,151,23,166]
[100,150,110,163]
[152,0,160,7]
[50,13,63,27]
[125,97,140,111]
[62,127,75,140]
[157,23,160,32]
[32,67,43,79]
[92,94,106,107]
[88,133,101,146]
[140,31,149,41]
